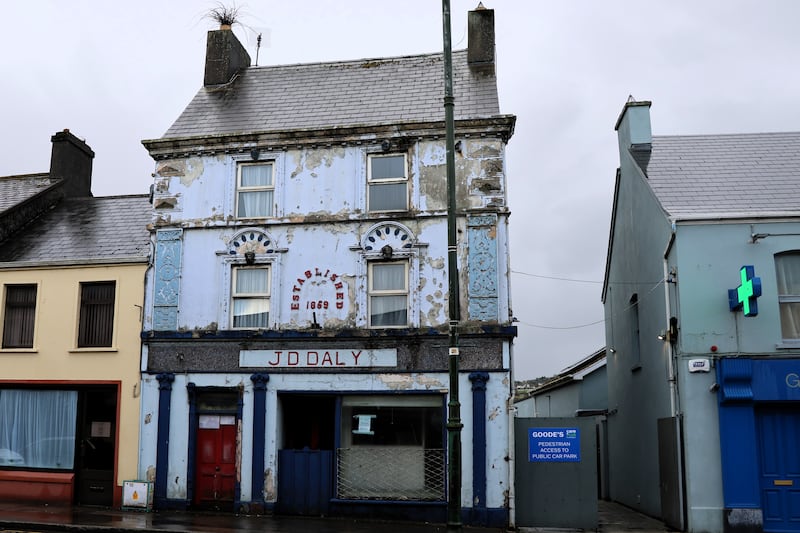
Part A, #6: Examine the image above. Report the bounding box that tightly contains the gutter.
[0,256,148,270]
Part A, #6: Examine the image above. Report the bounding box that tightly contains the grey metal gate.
[514,417,598,529]
[657,416,685,531]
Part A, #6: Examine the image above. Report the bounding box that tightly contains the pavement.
[0,500,671,532]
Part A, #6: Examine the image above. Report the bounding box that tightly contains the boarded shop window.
[337,395,445,501]
[78,281,115,348]
[2,284,37,349]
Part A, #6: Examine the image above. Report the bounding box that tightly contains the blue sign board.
[528,427,580,462]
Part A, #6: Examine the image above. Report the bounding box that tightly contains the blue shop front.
[717,357,800,533]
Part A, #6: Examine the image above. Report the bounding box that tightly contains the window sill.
[776,341,800,350]
[0,348,37,354]
[69,347,118,354]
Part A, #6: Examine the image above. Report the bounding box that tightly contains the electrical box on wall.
[122,480,153,511]
[688,359,711,373]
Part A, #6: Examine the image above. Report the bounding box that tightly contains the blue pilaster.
[153,229,182,330]
[716,359,759,509]
[469,371,490,525]
[250,373,269,506]
[467,215,498,320]
[186,382,197,505]
[155,373,175,508]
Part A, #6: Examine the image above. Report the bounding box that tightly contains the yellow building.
[0,130,151,507]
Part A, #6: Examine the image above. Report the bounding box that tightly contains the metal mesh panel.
[336,447,445,500]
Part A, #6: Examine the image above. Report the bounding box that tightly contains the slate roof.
[0,195,151,265]
[643,132,800,219]
[0,173,56,213]
[164,50,500,139]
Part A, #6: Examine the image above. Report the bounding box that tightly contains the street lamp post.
[441,0,462,530]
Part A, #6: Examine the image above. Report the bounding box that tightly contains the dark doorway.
[75,386,117,507]
[281,394,335,450]
[277,394,336,516]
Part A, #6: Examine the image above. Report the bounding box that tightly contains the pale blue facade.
[605,101,800,533]
[137,10,518,527]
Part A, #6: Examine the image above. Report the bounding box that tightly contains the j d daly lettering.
[268,350,359,366]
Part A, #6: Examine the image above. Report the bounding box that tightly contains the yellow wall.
[0,263,146,486]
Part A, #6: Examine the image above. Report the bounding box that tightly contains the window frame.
[775,252,800,344]
[1,283,38,350]
[77,281,116,349]
[368,261,409,328]
[236,161,275,219]
[231,265,271,329]
[367,153,409,213]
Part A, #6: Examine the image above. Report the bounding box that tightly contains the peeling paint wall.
[139,370,510,508]
[148,140,512,331]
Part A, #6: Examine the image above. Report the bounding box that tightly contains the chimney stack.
[615,99,653,158]
[50,129,94,198]
[204,28,252,87]
[467,3,495,75]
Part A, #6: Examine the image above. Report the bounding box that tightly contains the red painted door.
[195,415,237,509]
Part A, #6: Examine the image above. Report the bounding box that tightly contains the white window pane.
[236,268,268,294]
[369,183,407,211]
[371,156,405,180]
[371,295,407,326]
[238,190,273,217]
[776,254,800,295]
[373,263,406,291]
[241,164,273,187]
[233,299,269,328]
[779,302,800,339]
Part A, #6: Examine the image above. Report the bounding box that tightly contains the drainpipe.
[507,372,517,528]
[663,226,686,530]
[662,228,679,417]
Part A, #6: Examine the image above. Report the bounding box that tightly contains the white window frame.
[367,153,408,212]
[231,265,271,329]
[368,261,409,328]
[236,162,275,219]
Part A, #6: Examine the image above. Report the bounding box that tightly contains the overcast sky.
[3,1,800,380]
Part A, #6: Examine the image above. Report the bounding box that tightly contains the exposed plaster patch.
[146,465,156,482]
[180,158,204,186]
[144,413,152,424]
[265,468,275,500]
[727,509,762,528]
[378,374,413,390]
[415,374,445,389]
[429,258,445,270]
[156,161,184,177]
[155,178,170,192]
[155,197,178,209]
[470,144,501,158]
[488,406,500,420]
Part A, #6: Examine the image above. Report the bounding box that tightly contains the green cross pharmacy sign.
[728,265,762,317]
